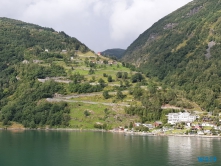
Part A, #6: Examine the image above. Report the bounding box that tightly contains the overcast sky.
[0,0,192,52]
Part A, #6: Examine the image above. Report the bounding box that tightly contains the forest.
[0,17,89,128]
[123,0,221,112]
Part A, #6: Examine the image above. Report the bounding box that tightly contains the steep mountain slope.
[101,48,125,59]
[0,17,89,127]
[123,0,221,111]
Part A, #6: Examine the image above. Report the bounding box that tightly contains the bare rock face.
[187,6,203,16]
[148,33,158,40]
[145,33,158,46]
[163,23,179,30]
[205,41,216,58]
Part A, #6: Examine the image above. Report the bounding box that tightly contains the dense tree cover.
[131,73,144,83]
[1,101,70,128]
[0,79,69,127]
[125,83,192,123]
[116,72,129,80]
[0,17,90,127]
[69,73,105,93]
[123,0,221,111]
[19,63,66,80]
[70,72,85,84]
[101,48,125,59]
[69,82,103,93]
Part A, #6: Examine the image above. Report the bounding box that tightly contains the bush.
[103,91,110,99]
[131,73,144,83]
[116,90,124,99]
[84,110,91,117]
[107,75,113,82]
[94,123,107,130]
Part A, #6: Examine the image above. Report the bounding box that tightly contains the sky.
[0,0,192,52]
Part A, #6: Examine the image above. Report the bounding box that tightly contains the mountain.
[0,17,90,128]
[123,0,221,111]
[0,17,141,129]
[101,48,125,59]
[0,18,205,129]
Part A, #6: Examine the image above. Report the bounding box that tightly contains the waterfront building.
[167,112,196,125]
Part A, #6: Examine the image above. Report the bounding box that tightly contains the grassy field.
[35,51,204,130]
[42,51,140,129]
[69,102,139,129]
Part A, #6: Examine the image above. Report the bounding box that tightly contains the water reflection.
[0,131,221,166]
[167,136,220,166]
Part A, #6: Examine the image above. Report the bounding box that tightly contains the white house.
[167,112,196,125]
[202,123,214,127]
[134,123,142,127]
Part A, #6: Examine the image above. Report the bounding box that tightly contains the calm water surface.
[0,130,220,166]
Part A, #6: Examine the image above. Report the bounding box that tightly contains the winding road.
[46,91,130,107]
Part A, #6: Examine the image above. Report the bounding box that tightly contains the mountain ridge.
[122,0,221,111]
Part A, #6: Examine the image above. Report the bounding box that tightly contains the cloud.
[21,0,95,25]
[0,0,192,51]
[109,0,192,41]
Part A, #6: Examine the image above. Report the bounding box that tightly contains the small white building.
[167,112,196,125]
[202,123,215,127]
[134,123,142,127]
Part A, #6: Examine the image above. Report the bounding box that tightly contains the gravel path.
[46,98,130,107]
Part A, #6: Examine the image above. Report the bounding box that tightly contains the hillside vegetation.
[0,17,89,128]
[0,17,204,130]
[101,48,125,59]
[0,18,142,129]
[123,0,221,112]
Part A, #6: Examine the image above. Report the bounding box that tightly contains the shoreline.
[110,130,221,138]
[0,127,105,132]
[1,127,221,138]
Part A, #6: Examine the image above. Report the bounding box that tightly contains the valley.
[1,0,221,135]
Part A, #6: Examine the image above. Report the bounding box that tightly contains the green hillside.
[0,18,141,129]
[123,0,221,112]
[0,17,89,128]
[0,17,207,130]
[101,48,125,59]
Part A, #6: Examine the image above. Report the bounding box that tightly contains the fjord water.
[0,130,220,166]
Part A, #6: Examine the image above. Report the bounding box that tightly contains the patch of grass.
[203,126,212,130]
[69,102,139,129]
[175,39,188,51]
[165,129,186,134]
